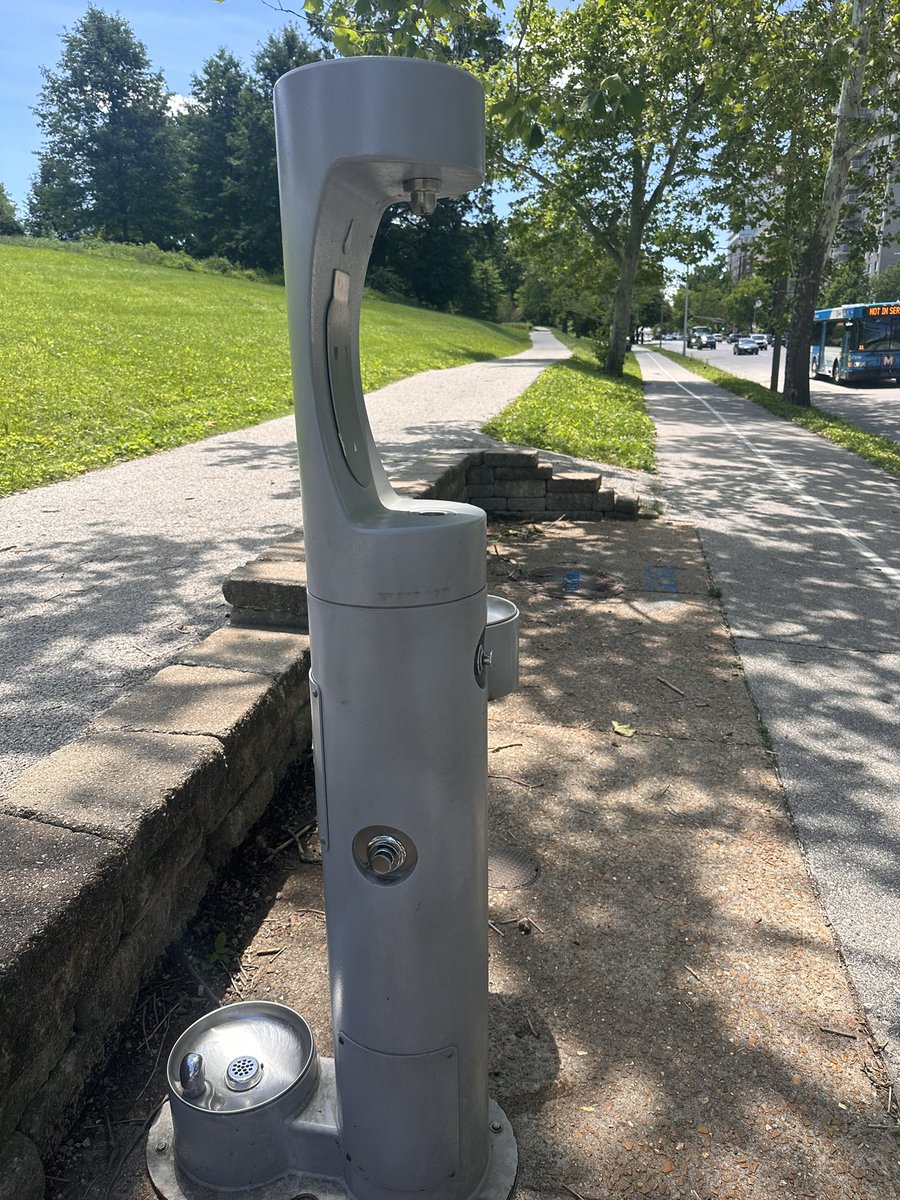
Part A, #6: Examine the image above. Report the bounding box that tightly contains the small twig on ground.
[256,946,285,959]
[295,908,326,919]
[133,1008,176,1104]
[489,743,523,753]
[178,949,220,1007]
[564,1185,588,1200]
[225,966,243,997]
[526,1014,539,1037]
[489,774,544,789]
[888,1084,894,1113]
[685,965,702,983]
[103,1108,114,1171]
[656,675,685,696]
[820,1026,858,1040]
[488,921,505,937]
[103,1100,164,1200]
[267,820,317,861]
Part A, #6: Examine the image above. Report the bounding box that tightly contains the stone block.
[121,810,207,930]
[466,484,495,498]
[593,489,617,511]
[483,448,539,468]
[477,497,508,511]
[500,479,546,499]
[256,534,305,563]
[177,626,311,688]
[2,730,226,864]
[614,495,640,517]
[466,465,494,484]
[0,1133,44,1200]
[95,665,280,795]
[0,815,124,1146]
[546,492,595,512]
[547,470,602,493]
[207,765,275,872]
[508,497,548,512]
[493,464,553,481]
[222,560,308,630]
[19,1023,110,1154]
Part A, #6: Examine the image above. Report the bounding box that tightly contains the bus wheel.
[831,360,842,384]
[809,357,818,378]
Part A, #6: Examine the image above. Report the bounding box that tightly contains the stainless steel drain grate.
[226,1055,262,1091]
[488,846,540,890]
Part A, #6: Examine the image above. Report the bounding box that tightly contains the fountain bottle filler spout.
[146,56,518,1200]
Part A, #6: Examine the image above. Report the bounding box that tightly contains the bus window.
[825,319,844,348]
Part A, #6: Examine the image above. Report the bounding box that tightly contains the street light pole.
[682,271,689,355]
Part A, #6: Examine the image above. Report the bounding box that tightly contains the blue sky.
[1,0,308,215]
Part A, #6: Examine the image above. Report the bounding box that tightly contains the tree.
[871,261,900,300]
[719,0,900,405]
[29,6,181,245]
[183,50,248,260]
[227,26,322,271]
[0,184,24,236]
[488,0,776,374]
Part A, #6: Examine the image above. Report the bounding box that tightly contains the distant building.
[727,227,757,280]
[832,133,900,275]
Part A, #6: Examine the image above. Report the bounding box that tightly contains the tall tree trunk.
[784,231,829,405]
[604,235,641,375]
[782,0,873,405]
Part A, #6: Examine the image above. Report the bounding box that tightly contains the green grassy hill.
[0,242,529,496]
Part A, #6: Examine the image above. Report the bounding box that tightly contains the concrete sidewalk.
[0,330,569,792]
[48,515,900,1200]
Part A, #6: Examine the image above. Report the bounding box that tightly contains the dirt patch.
[44,519,900,1200]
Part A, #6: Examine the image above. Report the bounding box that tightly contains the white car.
[750,334,768,350]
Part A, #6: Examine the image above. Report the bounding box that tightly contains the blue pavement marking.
[644,564,678,593]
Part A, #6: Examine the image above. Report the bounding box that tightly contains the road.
[674,339,900,442]
[639,346,900,1087]
[0,331,569,792]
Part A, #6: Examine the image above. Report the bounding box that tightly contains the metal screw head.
[490,1120,503,1134]
[155,1140,168,1154]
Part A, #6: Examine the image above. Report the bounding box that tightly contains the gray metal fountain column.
[274,56,513,1200]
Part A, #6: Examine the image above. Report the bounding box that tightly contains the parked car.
[750,334,768,350]
[733,337,760,355]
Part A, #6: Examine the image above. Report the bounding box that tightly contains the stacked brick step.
[465,448,638,519]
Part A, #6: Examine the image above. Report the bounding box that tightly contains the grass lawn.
[0,242,529,496]
[657,349,900,480]
[482,332,656,471]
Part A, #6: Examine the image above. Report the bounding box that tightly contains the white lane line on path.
[644,351,900,589]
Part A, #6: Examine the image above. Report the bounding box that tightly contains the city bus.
[810,301,900,383]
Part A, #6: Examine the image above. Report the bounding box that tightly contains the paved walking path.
[639,346,900,1090]
[0,330,569,791]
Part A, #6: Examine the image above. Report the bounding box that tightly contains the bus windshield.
[849,317,900,352]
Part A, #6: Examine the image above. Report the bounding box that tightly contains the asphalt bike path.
[639,346,900,1087]
[0,330,569,792]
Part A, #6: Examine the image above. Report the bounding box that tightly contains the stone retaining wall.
[0,627,313,1198]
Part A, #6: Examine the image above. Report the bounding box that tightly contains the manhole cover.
[488,846,540,890]
[528,567,624,598]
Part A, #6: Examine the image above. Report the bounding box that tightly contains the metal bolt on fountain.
[147,56,519,1200]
